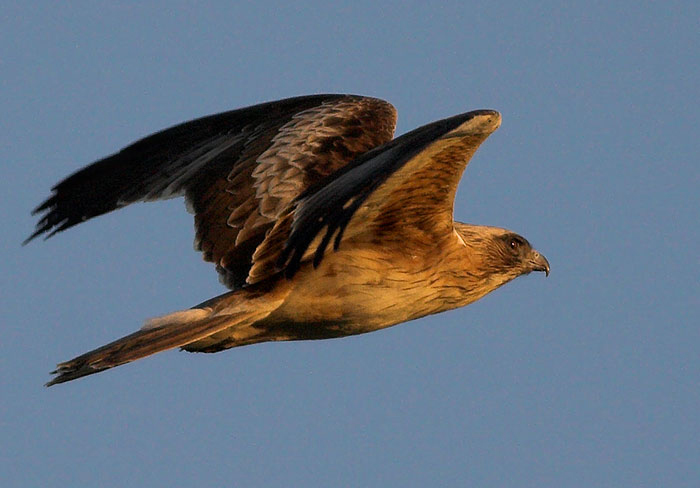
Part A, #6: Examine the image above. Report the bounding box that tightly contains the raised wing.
[262,110,501,279]
[27,94,397,288]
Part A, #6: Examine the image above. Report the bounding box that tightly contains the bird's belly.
[263,251,447,339]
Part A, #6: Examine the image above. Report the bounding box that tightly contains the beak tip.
[531,250,550,277]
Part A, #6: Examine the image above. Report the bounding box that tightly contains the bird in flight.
[27,94,549,386]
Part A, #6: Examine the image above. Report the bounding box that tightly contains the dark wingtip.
[22,232,40,246]
[24,195,60,245]
[23,220,63,246]
[31,196,56,216]
[280,245,302,280]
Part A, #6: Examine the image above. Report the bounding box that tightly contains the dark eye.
[509,238,523,251]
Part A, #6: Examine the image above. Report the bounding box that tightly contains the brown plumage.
[27,94,549,386]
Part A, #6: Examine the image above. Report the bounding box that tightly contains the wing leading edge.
[271,110,502,279]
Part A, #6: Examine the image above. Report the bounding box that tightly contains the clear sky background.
[1,2,698,487]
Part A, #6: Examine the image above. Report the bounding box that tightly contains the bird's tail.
[46,286,288,386]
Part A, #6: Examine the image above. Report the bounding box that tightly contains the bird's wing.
[253,110,501,280]
[27,94,397,289]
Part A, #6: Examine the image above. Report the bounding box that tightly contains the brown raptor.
[26,94,549,386]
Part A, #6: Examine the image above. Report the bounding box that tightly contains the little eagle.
[27,94,549,386]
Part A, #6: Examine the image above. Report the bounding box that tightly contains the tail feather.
[47,283,293,386]
[46,313,244,386]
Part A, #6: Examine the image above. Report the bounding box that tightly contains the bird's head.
[487,231,550,277]
[454,223,549,291]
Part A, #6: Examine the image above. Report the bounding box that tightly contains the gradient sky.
[2,1,698,487]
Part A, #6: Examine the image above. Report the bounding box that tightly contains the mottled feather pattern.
[194,97,396,288]
[276,110,501,277]
[237,98,398,285]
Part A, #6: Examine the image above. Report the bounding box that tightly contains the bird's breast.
[264,246,458,338]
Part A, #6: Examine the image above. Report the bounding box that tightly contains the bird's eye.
[509,238,521,251]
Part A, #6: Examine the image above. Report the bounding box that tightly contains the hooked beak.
[529,250,550,277]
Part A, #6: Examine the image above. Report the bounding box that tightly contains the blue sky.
[1,1,698,487]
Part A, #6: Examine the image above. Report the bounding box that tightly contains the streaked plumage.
[27,94,549,386]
